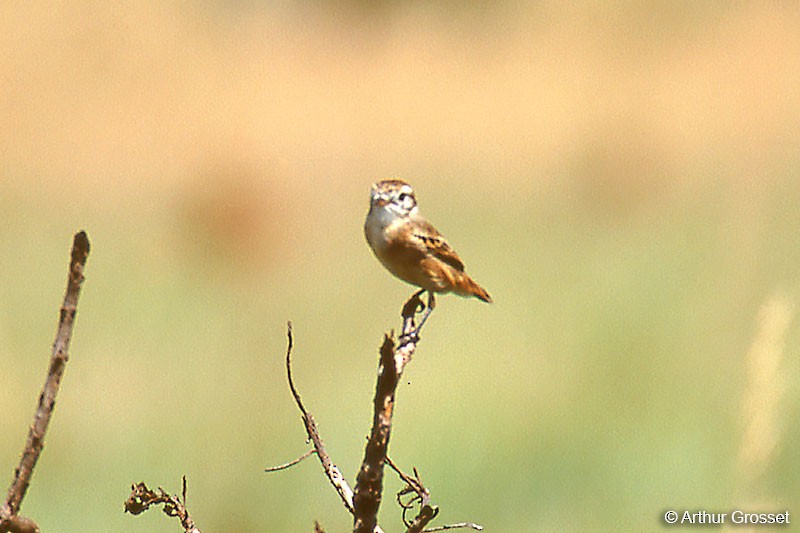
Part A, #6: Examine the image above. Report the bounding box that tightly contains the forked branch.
[278,322,358,513]
[267,323,387,532]
[271,291,481,532]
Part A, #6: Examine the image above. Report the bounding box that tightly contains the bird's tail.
[455,273,492,303]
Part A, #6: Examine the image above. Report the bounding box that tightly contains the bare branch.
[353,292,422,533]
[281,322,357,513]
[264,449,316,472]
[276,293,478,532]
[386,457,439,531]
[423,523,484,531]
[406,504,438,533]
[284,322,307,417]
[124,478,200,533]
[0,231,90,533]
[386,457,429,506]
[274,323,387,533]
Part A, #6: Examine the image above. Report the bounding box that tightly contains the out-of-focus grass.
[1,3,799,532]
[4,176,799,531]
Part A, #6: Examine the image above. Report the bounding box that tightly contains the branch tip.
[1,232,89,528]
[72,231,90,260]
[273,323,357,515]
[264,448,316,472]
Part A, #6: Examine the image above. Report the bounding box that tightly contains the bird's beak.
[371,188,390,207]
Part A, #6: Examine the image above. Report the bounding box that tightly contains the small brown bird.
[364,179,491,324]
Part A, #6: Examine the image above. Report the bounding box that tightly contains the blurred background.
[1,2,799,531]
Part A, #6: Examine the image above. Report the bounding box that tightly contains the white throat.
[365,202,418,250]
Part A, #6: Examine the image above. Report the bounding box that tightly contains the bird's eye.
[398,193,407,201]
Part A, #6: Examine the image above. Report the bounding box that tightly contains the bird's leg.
[400,289,434,344]
[402,289,427,319]
[415,291,436,332]
[400,289,426,342]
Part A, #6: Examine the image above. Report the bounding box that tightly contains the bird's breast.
[364,206,396,251]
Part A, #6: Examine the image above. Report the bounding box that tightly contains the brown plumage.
[365,179,492,303]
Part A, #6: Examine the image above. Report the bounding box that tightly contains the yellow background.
[1,3,799,531]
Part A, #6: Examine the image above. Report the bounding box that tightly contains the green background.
[1,3,799,531]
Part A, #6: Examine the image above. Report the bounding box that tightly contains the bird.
[364,178,491,327]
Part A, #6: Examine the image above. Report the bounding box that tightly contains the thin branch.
[181,476,188,508]
[264,448,316,472]
[284,322,307,417]
[386,458,438,531]
[389,460,482,531]
[124,478,200,533]
[282,322,357,514]
[386,457,429,505]
[353,292,422,533]
[274,323,386,533]
[423,523,484,532]
[0,231,90,533]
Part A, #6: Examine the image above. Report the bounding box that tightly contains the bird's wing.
[413,220,465,272]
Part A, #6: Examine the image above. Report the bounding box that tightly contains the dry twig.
[263,448,316,472]
[279,322,357,513]
[0,231,90,533]
[423,523,484,531]
[271,291,481,532]
[352,292,423,533]
[124,477,200,533]
[386,457,436,531]
[267,322,387,533]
